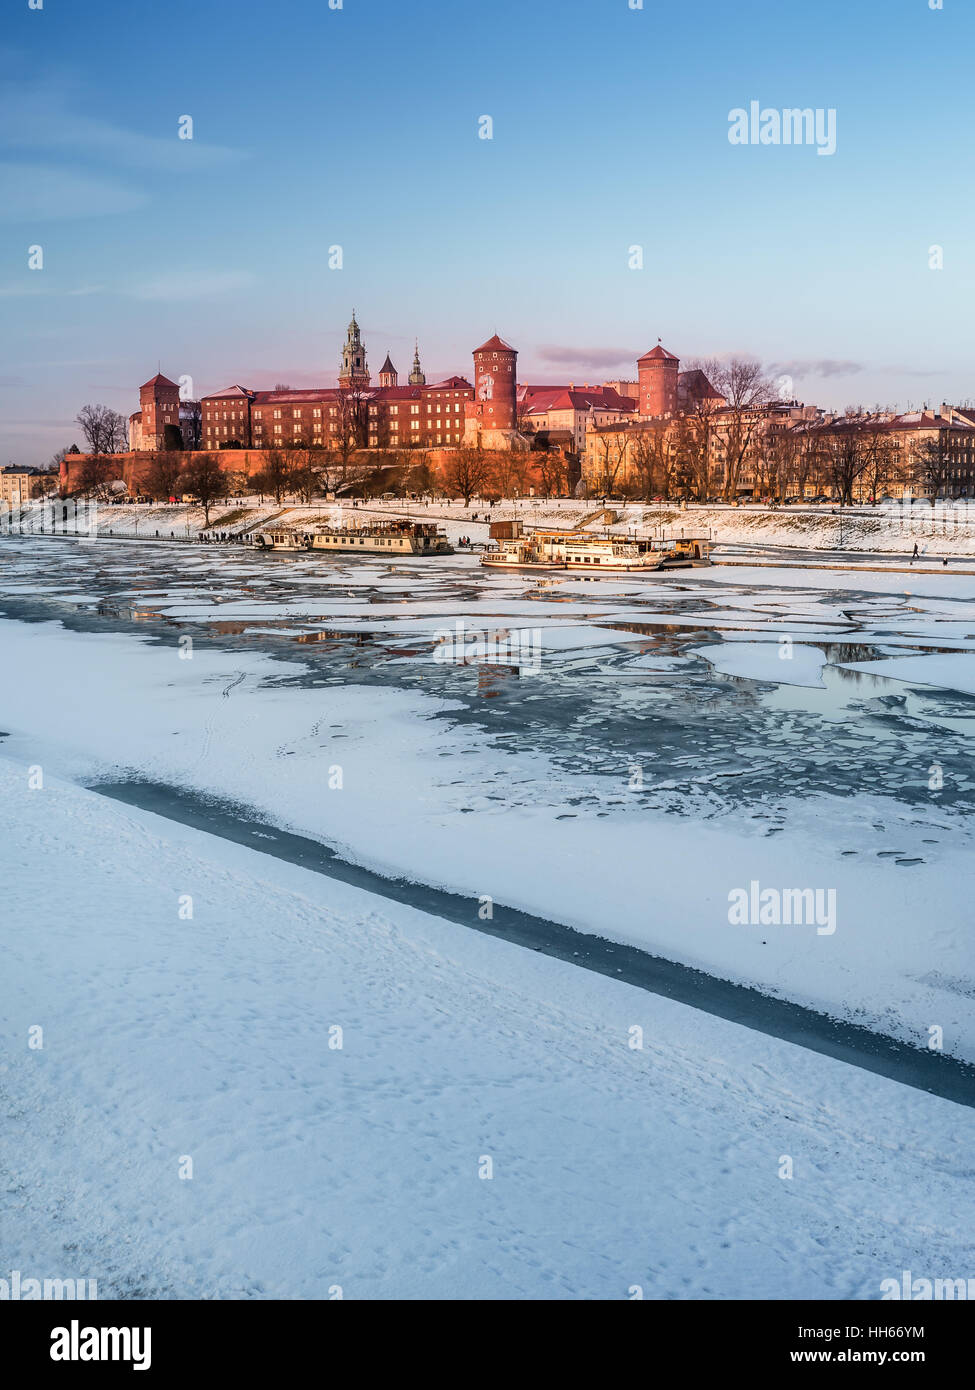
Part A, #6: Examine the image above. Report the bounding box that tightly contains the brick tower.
[464,334,526,449]
[637,342,679,417]
[138,372,181,451]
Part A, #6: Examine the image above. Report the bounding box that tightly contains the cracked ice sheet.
[0,617,972,1058]
[689,642,829,689]
[839,652,975,697]
[3,761,973,1300]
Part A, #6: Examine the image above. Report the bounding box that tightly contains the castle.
[128,318,722,461]
[62,320,975,502]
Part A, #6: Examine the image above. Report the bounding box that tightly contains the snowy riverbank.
[3,759,973,1299]
[12,494,975,557]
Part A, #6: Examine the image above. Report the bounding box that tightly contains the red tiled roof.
[678,369,723,401]
[202,384,255,401]
[426,376,473,390]
[252,388,339,405]
[474,334,516,354]
[370,385,421,401]
[518,384,636,414]
[141,373,179,390]
[637,345,678,364]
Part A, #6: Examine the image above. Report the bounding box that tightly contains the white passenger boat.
[480,526,711,573]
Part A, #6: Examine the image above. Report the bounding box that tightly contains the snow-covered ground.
[2,533,973,1300]
[3,761,973,1300]
[0,542,973,1058]
[15,492,975,557]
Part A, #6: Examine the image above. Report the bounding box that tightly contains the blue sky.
[2,0,973,464]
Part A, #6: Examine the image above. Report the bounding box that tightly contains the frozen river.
[3,533,975,1299]
[4,534,975,819]
[2,534,974,1062]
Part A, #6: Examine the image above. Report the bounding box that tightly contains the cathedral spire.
[339,312,370,389]
[408,339,425,386]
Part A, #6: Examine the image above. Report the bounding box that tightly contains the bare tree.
[788,427,821,499]
[445,445,490,505]
[75,404,128,455]
[77,454,120,499]
[629,424,674,501]
[178,453,225,525]
[680,357,725,499]
[915,429,953,502]
[534,447,569,497]
[859,418,899,501]
[823,416,870,506]
[589,427,629,496]
[144,451,184,502]
[335,384,369,480]
[708,359,774,501]
[489,449,530,499]
[250,448,294,505]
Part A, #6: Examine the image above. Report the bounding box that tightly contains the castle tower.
[472,334,517,429]
[463,334,527,450]
[138,372,181,451]
[378,353,398,388]
[637,342,679,417]
[408,340,425,387]
[339,312,370,389]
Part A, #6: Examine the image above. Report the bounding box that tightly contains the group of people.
[456,535,475,548]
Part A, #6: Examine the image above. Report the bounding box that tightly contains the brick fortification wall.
[59,446,570,498]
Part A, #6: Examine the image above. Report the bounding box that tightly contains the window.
[274,409,281,419]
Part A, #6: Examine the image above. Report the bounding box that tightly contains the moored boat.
[480,524,711,573]
[253,519,453,556]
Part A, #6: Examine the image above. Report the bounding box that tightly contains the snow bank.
[3,761,972,1299]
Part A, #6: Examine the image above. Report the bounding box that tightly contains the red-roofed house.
[517,383,637,455]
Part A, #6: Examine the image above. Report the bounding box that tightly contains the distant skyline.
[2,0,974,465]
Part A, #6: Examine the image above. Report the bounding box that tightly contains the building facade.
[0,466,37,507]
[197,319,473,453]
